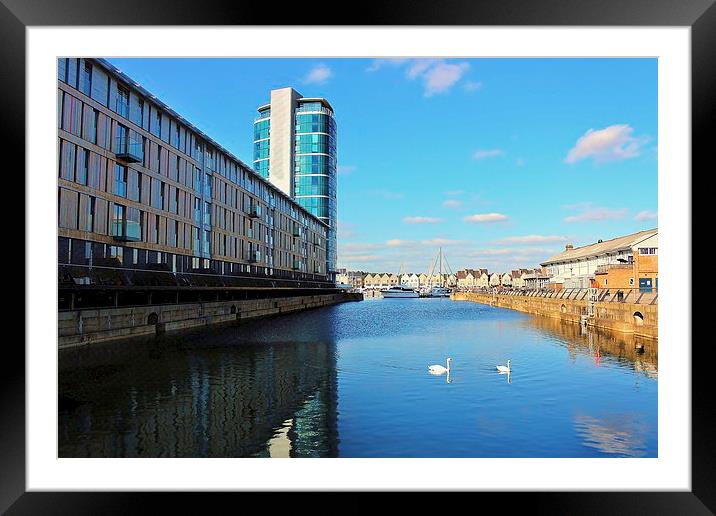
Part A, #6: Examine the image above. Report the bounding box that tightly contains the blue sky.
[108,58,657,274]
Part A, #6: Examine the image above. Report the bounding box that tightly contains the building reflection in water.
[573,413,650,457]
[522,316,658,379]
[59,320,339,458]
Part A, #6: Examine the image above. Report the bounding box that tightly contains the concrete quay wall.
[59,292,362,349]
[451,292,657,339]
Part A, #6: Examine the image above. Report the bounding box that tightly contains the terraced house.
[57,58,331,310]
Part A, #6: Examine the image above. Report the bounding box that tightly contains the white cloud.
[403,216,443,224]
[515,158,526,167]
[634,210,658,221]
[473,149,505,160]
[463,80,483,92]
[564,207,628,223]
[337,165,357,175]
[386,239,410,248]
[495,235,568,245]
[445,189,465,197]
[368,58,474,97]
[303,64,333,85]
[423,62,470,97]
[421,238,463,246]
[442,199,463,209]
[565,124,649,164]
[406,59,440,79]
[464,213,509,223]
[365,58,410,72]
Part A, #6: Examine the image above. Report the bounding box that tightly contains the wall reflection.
[522,316,658,378]
[59,323,339,458]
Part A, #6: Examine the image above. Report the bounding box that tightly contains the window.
[153,215,159,244]
[76,148,88,185]
[79,62,92,96]
[202,230,210,255]
[86,197,94,232]
[192,227,200,254]
[203,201,211,225]
[89,109,98,144]
[203,173,212,198]
[111,204,125,237]
[132,98,144,127]
[151,108,161,137]
[114,164,127,197]
[107,245,123,261]
[116,124,128,153]
[116,85,129,117]
[171,122,180,148]
[194,198,201,223]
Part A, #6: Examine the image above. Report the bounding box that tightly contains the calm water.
[59,298,658,457]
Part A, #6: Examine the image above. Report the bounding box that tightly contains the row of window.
[59,238,325,279]
[60,60,323,234]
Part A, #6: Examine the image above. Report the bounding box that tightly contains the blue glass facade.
[252,112,270,179]
[293,103,337,275]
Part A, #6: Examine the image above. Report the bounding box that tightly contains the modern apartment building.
[253,88,338,279]
[541,228,658,290]
[58,58,331,309]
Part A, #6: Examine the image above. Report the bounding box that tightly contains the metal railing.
[454,286,658,305]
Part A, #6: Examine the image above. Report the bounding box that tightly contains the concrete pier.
[452,291,657,339]
[59,292,362,349]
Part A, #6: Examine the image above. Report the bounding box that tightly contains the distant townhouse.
[522,268,551,290]
[400,273,420,288]
[500,272,512,287]
[477,272,489,288]
[336,270,365,289]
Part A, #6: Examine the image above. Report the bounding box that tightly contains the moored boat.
[383,285,420,298]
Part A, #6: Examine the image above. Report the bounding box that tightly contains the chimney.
[565,243,574,251]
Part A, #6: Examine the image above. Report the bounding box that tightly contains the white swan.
[496,360,511,373]
[428,357,452,375]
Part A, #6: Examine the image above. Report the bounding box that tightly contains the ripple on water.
[58,297,657,458]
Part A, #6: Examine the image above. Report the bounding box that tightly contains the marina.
[59,296,657,458]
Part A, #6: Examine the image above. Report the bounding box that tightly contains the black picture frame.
[3,0,712,512]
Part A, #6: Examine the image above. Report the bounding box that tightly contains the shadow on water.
[58,319,340,458]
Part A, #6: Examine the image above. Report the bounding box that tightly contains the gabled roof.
[541,228,657,266]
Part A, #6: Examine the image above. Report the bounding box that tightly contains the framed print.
[4,0,713,512]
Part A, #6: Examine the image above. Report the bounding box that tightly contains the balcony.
[111,219,141,242]
[115,135,143,163]
[596,263,633,274]
[249,204,262,218]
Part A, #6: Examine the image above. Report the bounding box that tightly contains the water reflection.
[523,316,658,379]
[59,323,339,457]
[574,413,650,457]
[59,298,657,458]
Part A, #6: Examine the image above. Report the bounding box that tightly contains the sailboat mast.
[439,247,444,287]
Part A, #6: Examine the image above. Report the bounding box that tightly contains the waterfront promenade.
[59,292,362,349]
[452,288,657,339]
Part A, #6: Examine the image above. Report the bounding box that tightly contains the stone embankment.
[451,291,657,339]
[59,292,363,349]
